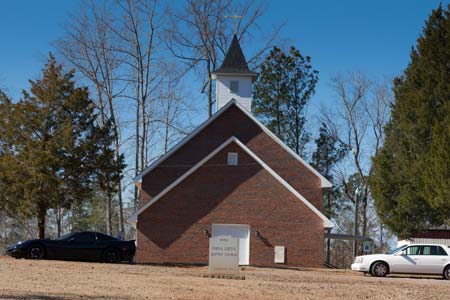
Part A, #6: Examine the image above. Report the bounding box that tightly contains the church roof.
[212,35,258,77]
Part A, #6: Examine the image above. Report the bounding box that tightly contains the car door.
[48,239,74,260]
[418,246,450,274]
[66,232,98,261]
[93,233,117,260]
[51,233,82,260]
[389,245,421,273]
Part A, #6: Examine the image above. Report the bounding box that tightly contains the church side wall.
[136,143,324,268]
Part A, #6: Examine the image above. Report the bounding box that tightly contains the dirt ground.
[0,256,449,300]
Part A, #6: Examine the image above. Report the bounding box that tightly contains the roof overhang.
[211,72,258,80]
[134,99,332,188]
[128,136,334,229]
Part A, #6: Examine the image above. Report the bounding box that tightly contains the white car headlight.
[355,257,364,264]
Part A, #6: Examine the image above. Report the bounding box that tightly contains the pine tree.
[371,4,450,238]
[311,123,348,218]
[0,54,122,238]
[311,123,348,264]
[253,46,318,155]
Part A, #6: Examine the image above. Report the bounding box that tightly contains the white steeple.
[211,35,257,112]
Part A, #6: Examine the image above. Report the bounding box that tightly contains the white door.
[418,245,450,274]
[390,245,420,273]
[212,224,250,265]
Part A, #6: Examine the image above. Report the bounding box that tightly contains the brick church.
[128,35,334,268]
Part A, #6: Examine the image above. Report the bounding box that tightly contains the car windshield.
[387,245,408,255]
[56,233,77,241]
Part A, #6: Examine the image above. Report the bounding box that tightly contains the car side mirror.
[68,237,75,243]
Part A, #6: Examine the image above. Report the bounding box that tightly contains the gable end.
[128,136,334,228]
[135,100,332,188]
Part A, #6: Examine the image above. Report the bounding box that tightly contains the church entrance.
[211,223,250,265]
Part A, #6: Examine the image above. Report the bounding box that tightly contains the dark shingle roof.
[213,35,257,77]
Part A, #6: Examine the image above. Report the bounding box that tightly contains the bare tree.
[326,72,392,255]
[59,0,194,222]
[113,0,167,210]
[158,64,191,153]
[57,0,125,235]
[166,0,283,117]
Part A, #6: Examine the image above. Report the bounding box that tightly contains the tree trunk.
[380,224,384,253]
[164,99,170,153]
[325,192,331,264]
[56,207,62,238]
[353,196,359,257]
[107,93,124,235]
[361,194,368,237]
[134,82,141,210]
[106,192,112,235]
[117,163,124,235]
[140,94,146,186]
[37,204,46,239]
[207,60,213,117]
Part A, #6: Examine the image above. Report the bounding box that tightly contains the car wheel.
[444,265,450,280]
[27,244,45,260]
[103,248,120,263]
[371,262,388,277]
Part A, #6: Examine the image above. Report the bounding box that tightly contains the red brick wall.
[137,143,324,268]
[140,104,323,211]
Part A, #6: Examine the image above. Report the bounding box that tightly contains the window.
[423,246,448,256]
[227,152,238,165]
[57,233,77,241]
[422,246,432,255]
[404,246,421,255]
[72,232,96,242]
[230,80,239,94]
[437,246,448,256]
[96,233,118,241]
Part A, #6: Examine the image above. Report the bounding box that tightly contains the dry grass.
[0,256,449,300]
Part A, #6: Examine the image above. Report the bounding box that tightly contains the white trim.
[134,100,332,188]
[211,72,258,80]
[127,137,334,228]
[227,152,238,165]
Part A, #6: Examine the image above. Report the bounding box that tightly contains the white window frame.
[227,152,238,165]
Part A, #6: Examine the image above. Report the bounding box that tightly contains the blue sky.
[0,1,446,103]
[0,0,447,131]
[260,1,448,117]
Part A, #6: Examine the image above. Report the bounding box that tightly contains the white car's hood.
[359,254,391,258]
[356,253,392,262]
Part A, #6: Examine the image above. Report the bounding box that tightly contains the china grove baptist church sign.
[207,236,242,278]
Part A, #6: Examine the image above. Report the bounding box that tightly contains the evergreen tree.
[423,113,450,223]
[311,123,348,264]
[253,46,318,155]
[371,4,450,237]
[0,54,122,238]
[311,123,348,218]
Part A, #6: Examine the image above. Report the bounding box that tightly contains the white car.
[351,244,450,279]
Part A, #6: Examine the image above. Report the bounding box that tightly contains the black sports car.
[6,231,135,263]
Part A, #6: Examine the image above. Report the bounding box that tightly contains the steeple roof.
[213,35,257,77]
